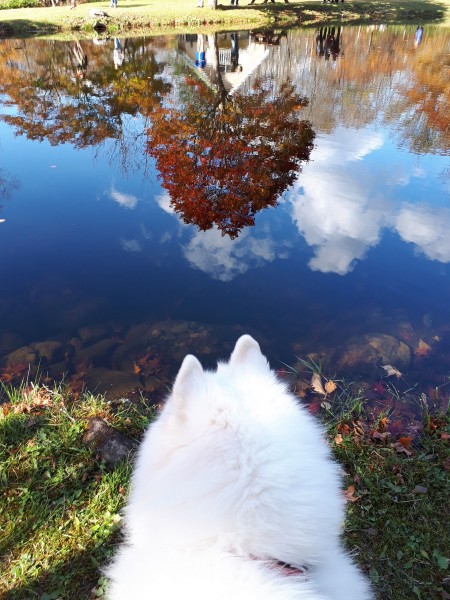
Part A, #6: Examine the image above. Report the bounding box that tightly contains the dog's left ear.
[229,335,269,370]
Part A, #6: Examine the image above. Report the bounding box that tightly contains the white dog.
[106,335,373,599]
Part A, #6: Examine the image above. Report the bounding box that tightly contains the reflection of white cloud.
[110,185,138,209]
[183,227,289,282]
[395,205,450,262]
[155,191,173,214]
[289,128,387,274]
[121,238,141,252]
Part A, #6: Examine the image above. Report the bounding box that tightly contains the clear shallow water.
[0,26,449,411]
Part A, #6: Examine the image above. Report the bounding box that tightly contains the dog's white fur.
[106,335,373,599]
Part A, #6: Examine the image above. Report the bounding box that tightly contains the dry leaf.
[334,433,343,445]
[398,436,413,448]
[381,364,402,378]
[133,362,141,375]
[337,423,351,436]
[415,339,431,357]
[391,442,413,456]
[311,372,326,395]
[440,432,450,441]
[344,485,360,502]
[412,485,427,494]
[372,430,390,442]
[324,380,337,394]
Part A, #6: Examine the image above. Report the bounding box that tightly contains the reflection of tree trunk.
[207,33,228,110]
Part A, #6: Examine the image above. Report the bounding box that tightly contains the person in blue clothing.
[414,25,423,47]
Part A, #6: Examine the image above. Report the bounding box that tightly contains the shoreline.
[1,0,449,39]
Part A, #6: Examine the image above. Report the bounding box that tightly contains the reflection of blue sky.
[153,124,449,280]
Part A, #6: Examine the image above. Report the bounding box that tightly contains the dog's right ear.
[229,335,269,371]
[171,354,204,407]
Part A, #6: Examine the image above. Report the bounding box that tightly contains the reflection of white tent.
[177,35,269,96]
[223,43,269,95]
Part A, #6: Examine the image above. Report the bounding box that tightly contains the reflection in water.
[0,26,449,409]
[148,33,314,238]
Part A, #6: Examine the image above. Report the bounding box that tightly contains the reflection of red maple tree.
[147,75,314,238]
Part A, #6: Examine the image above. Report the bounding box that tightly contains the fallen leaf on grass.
[381,364,402,378]
[311,372,326,395]
[371,430,390,442]
[412,485,428,494]
[344,485,360,502]
[334,433,343,445]
[440,432,450,441]
[337,422,351,435]
[391,441,413,456]
[398,436,413,448]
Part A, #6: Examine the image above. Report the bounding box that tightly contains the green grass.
[0,383,154,599]
[0,381,449,599]
[0,0,449,38]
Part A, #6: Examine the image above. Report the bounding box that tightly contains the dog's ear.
[172,354,204,405]
[229,335,269,370]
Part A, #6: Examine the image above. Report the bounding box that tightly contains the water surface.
[0,26,449,414]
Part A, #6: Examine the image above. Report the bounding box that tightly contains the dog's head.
[131,335,342,560]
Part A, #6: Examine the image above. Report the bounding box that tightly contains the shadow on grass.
[220,0,448,25]
[3,541,118,599]
[0,19,60,37]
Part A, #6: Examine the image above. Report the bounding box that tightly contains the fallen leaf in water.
[344,485,360,502]
[133,362,141,375]
[311,372,326,395]
[381,365,402,378]
[415,339,431,357]
[324,380,337,394]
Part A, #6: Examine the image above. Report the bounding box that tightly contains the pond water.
[0,25,449,417]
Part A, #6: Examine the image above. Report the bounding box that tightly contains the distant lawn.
[0,0,449,38]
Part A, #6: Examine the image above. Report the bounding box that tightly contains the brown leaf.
[344,485,360,502]
[391,442,413,456]
[311,372,326,395]
[440,432,450,441]
[324,380,337,394]
[398,436,413,448]
[415,339,431,357]
[372,430,390,442]
[381,364,402,378]
[334,433,343,445]
[133,362,141,375]
[337,422,351,436]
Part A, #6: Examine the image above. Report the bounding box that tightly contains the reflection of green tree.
[148,34,315,239]
[0,39,171,152]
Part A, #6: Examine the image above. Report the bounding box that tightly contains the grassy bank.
[1,381,448,599]
[0,0,449,38]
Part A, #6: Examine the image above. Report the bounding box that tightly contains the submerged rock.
[334,333,412,376]
[7,345,37,367]
[84,367,142,400]
[31,340,64,364]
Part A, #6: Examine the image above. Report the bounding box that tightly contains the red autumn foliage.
[147,67,314,238]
